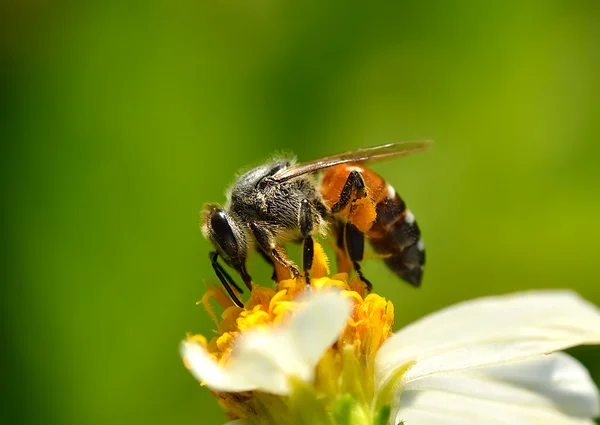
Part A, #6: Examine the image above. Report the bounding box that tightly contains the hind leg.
[343,222,373,291]
[331,170,367,213]
[329,170,374,289]
[330,219,352,275]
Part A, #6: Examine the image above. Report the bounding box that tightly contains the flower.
[181,243,600,425]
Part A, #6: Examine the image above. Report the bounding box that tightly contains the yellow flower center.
[185,242,395,424]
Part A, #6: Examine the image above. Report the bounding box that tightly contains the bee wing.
[271,140,432,183]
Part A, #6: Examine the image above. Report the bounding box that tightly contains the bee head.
[201,203,248,270]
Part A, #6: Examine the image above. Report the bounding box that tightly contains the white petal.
[376,291,600,394]
[286,290,352,366]
[394,353,599,425]
[478,353,600,418]
[396,390,596,425]
[181,291,351,395]
[181,341,258,392]
[223,421,248,425]
[223,331,306,394]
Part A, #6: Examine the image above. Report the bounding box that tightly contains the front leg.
[210,252,244,307]
[249,222,300,280]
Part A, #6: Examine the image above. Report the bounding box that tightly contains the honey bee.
[201,141,430,307]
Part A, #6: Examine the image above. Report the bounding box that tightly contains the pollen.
[185,241,395,421]
[349,197,378,233]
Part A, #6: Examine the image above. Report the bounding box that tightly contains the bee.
[201,141,430,307]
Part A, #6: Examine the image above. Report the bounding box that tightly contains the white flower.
[183,290,600,425]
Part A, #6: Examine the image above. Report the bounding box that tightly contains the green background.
[2,1,599,424]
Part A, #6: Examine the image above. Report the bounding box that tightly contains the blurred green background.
[2,1,599,424]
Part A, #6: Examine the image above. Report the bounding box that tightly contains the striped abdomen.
[367,187,425,287]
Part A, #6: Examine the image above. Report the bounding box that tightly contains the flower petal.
[181,290,351,395]
[395,390,596,425]
[376,290,600,394]
[476,353,600,418]
[181,341,258,392]
[394,353,599,425]
[223,421,248,425]
[286,290,352,367]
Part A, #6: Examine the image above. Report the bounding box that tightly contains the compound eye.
[210,210,239,260]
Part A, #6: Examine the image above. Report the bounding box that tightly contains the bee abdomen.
[368,194,425,287]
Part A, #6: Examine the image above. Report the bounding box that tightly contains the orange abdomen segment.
[321,164,388,232]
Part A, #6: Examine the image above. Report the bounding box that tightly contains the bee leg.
[330,219,352,274]
[271,248,300,279]
[344,222,373,291]
[209,252,244,293]
[249,222,300,279]
[302,237,314,287]
[331,170,367,213]
[299,199,314,287]
[210,252,244,308]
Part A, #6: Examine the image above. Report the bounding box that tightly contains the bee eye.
[210,210,239,259]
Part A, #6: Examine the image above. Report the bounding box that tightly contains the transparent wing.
[271,140,432,183]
